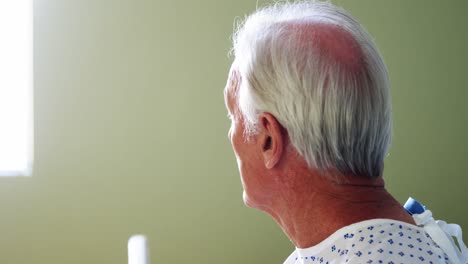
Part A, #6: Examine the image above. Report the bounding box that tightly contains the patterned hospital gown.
[283,219,452,264]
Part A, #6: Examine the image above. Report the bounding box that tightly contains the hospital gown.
[283,219,452,264]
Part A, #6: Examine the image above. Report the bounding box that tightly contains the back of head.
[230,1,392,179]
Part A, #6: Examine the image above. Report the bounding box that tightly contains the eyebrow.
[223,84,232,114]
[228,70,241,94]
[224,69,241,112]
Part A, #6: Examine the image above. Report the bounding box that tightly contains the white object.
[413,210,468,264]
[128,235,150,264]
[0,0,33,176]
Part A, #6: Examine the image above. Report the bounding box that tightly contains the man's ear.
[258,113,286,169]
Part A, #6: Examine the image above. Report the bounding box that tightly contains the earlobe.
[259,113,285,169]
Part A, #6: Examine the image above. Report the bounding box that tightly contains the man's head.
[225,1,391,208]
[225,1,392,210]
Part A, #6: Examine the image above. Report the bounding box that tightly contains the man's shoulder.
[282,250,297,264]
[282,219,450,264]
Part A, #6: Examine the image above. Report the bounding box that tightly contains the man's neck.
[265,170,415,249]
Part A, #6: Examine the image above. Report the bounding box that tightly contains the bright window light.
[0,1,33,176]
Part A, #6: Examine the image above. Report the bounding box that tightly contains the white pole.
[128,235,150,264]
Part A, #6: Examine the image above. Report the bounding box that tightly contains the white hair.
[230,1,392,178]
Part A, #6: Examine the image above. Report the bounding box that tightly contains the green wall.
[0,0,466,263]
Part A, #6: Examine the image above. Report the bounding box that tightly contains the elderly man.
[224,1,466,264]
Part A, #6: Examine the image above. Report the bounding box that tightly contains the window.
[0,1,33,176]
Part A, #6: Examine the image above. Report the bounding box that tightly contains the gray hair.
[229,1,392,178]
